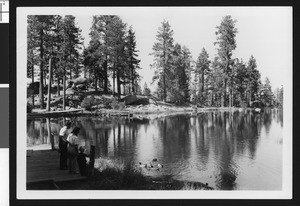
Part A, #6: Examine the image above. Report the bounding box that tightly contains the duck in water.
[139,159,163,171]
[139,162,147,168]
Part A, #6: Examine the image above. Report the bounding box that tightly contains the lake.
[27,109,283,190]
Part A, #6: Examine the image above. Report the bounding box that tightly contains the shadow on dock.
[27,149,87,190]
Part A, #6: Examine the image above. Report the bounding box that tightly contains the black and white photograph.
[16,6,292,199]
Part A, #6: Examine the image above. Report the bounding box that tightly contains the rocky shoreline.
[28,102,263,120]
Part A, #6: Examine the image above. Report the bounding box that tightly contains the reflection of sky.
[135,124,162,164]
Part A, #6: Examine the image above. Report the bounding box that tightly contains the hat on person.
[65,121,72,127]
[72,126,80,135]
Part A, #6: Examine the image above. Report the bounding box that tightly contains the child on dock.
[77,146,89,176]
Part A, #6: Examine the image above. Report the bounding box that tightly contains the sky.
[74,7,292,91]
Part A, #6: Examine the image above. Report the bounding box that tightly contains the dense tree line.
[27,15,83,110]
[150,20,192,104]
[27,15,281,111]
[83,16,141,98]
[150,16,280,107]
[27,15,141,111]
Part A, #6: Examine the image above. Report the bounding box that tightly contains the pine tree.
[207,57,224,107]
[181,46,192,102]
[195,48,210,106]
[151,20,175,102]
[214,15,238,107]
[234,59,248,107]
[89,15,115,94]
[245,55,261,107]
[58,15,83,110]
[83,40,103,91]
[27,16,40,106]
[125,26,141,94]
[27,15,58,109]
[143,82,151,96]
[60,15,83,81]
[261,77,273,107]
[169,43,191,105]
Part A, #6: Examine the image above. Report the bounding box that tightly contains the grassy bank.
[53,158,214,190]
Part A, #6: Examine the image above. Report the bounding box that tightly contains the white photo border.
[17,6,293,199]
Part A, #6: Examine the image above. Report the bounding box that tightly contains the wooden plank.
[27,149,87,185]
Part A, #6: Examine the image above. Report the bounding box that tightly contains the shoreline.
[27,105,272,119]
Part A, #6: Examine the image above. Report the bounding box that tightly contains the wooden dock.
[27,149,87,188]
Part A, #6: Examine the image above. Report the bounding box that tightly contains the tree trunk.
[39,29,44,109]
[123,83,126,95]
[112,67,115,96]
[84,66,86,78]
[222,79,227,107]
[103,58,108,94]
[249,91,252,107]
[69,39,72,80]
[46,58,52,111]
[229,81,232,107]
[240,92,243,107]
[117,69,121,99]
[163,71,166,103]
[163,46,167,103]
[94,69,98,92]
[31,61,34,106]
[57,77,60,96]
[63,75,66,110]
[201,70,205,94]
[131,64,135,94]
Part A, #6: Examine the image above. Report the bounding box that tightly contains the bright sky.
[74,7,292,91]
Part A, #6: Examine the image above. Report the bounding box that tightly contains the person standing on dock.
[77,146,89,176]
[67,127,80,174]
[59,121,72,170]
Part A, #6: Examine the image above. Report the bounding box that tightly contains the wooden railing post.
[88,145,95,176]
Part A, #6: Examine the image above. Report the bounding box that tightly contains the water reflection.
[27,109,283,190]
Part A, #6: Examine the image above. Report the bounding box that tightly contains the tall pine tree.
[195,48,210,106]
[214,15,238,107]
[151,20,175,102]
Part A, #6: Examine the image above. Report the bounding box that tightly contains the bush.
[110,98,125,110]
[81,95,95,111]
[122,163,147,186]
[27,103,33,113]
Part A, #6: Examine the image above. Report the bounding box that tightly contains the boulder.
[66,88,77,95]
[134,98,149,105]
[149,98,157,105]
[28,82,40,94]
[73,77,88,85]
[76,84,87,90]
[124,95,138,105]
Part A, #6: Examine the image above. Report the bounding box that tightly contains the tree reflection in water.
[27,109,282,190]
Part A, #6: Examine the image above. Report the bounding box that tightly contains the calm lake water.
[27,109,283,190]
